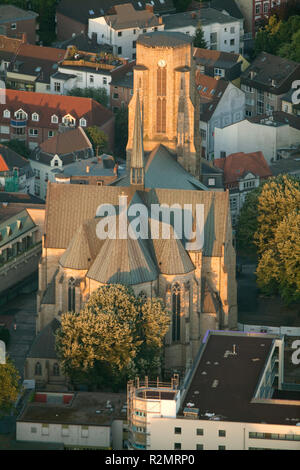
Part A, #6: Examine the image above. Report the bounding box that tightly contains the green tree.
[236,186,263,255]
[193,23,207,49]
[55,285,170,388]
[0,360,20,416]
[67,87,109,108]
[278,29,300,62]
[2,140,30,159]
[85,126,108,156]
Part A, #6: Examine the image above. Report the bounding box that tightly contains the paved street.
[1,292,37,379]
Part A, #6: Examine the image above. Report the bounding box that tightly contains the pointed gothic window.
[68,277,76,311]
[157,66,166,134]
[172,283,181,342]
[35,362,42,375]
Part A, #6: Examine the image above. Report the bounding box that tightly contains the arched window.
[35,362,42,375]
[138,291,147,302]
[172,283,181,342]
[68,277,76,311]
[53,363,60,376]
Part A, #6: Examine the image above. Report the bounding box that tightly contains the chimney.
[22,32,27,44]
[145,4,154,13]
[158,16,163,24]
[86,165,90,173]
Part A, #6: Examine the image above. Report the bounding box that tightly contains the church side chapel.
[25,32,237,388]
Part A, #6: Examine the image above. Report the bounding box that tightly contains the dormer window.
[62,114,76,126]
[80,118,87,127]
[32,113,39,122]
[3,109,10,118]
[51,115,58,124]
[15,109,27,120]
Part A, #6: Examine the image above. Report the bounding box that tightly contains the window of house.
[113,93,119,99]
[15,110,27,120]
[200,129,206,140]
[132,53,136,59]
[61,425,69,437]
[32,113,39,121]
[133,29,136,34]
[89,75,94,84]
[214,68,224,77]
[143,29,147,33]
[42,424,49,436]
[11,23,16,30]
[264,2,269,13]
[34,183,40,196]
[29,129,38,137]
[219,430,226,437]
[118,46,122,54]
[118,31,122,37]
[132,40,136,49]
[81,426,89,438]
[53,363,60,376]
[230,27,235,33]
[80,118,87,127]
[196,444,203,450]
[31,427,37,433]
[54,82,61,93]
[255,3,261,14]
[208,178,215,186]
[51,115,58,124]
[103,77,107,85]
[219,445,226,450]
[245,110,252,117]
[174,427,181,435]
[197,429,204,436]
[68,277,76,311]
[48,131,54,138]
[230,39,235,45]
[3,110,10,118]
[174,443,181,450]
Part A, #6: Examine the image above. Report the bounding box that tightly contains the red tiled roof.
[214,151,272,185]
[193,47,240,64]
[195,73,229,122]
[0,89,114,129]
[17,43,66,62]
[0,154,9,172]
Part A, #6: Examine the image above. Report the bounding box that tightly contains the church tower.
[126,32,201,179]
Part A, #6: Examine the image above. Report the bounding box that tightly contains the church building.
[25,32,237,388]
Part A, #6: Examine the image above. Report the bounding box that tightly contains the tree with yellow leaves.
[0,360,20,416]
[55,284,170,388]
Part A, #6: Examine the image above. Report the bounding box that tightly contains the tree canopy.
[254,14,300,60]
[193,24,208,49]
[67,87,109,108]
[55,285,170,389]
[237,175,300,304]
[0,360,20,416]
[85,126,108,156]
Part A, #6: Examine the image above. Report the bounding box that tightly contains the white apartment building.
[127,331,300,450]
[88,4,164,60]
[214,116,300,164]
[163,8,243,54]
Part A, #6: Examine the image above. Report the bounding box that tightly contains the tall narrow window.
[172,283,181,342]
[157,66,166,133]
[35,362,42,375]
[68,277,76,311]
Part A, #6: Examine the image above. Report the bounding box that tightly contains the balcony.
[10,118,27,128]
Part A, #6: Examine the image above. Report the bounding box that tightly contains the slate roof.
[44,181,230,259]
[241,52,300,95]
[0,144,31,176]
[27,318,60,359]
[0,193,44,204]
[0,5,38,23]
[214,151,272,186]
[210,0,243,20]
[113,144,206,190]
[163,8,240,30]
[54,32,113,54]
[104,3,160,30]
[39,127,92,156]
[137,31,193,48]
[249,112,300,131]
[0,208,36,248]
[56,0,175,24]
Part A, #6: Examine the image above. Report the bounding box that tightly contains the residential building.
[127,330,300,450]
[50,49,134,102]
[56,0,175,41]
[281,89,300,118]
[110,67,134,112]
[17,391,126,449]
[88,3,164,59]
[196,73,245,160]
[193,48,250,88]
[240,52,300,118]
[163,8,243,54]
[234,0,288,39]
[270,152,300,179]
[0,202,45,298]
[0,35,23,80]
[0,144,34,194]
[5,43,67,93]
[0,5,38,44]
[0,89,115,151]
[214,151,272,226]
[29,127,94,199]
[214,114,300,164]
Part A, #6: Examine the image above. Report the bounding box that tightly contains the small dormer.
[62,114,76,127]
[32,112,39,122]
[3,109,10,119]
[79,117,87,127]
[51,114,59,124]
[51,154,62,168]
[15,109,27,120]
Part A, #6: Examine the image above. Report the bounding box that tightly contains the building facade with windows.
[241,52,300,118]
[0,89,115,151]
[127,331,300,450]
[0,5,38,44]
[163,8,243,55]
[88,3,164,59]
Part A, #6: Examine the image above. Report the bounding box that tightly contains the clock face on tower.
[158,59,166,67]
